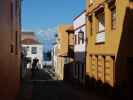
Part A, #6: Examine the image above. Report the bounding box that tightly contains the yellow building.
[65,25,74,81]
[56,25,71,80]
[86,0,133,94]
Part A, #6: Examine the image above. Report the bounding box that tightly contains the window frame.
[78,32,85,44]
[31,47,37,54]
[88,15,93,36]
[110,6,116,30]
[96,11,105,34]
[78,34,80,44]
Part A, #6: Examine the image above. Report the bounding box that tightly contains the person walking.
[31,57,39,79]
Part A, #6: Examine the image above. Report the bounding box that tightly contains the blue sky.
[22,0,85,51]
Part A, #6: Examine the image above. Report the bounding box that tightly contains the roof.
[22,38,41,45]
[73,10,86,21]
[21,31,37,41]
[21,31,42,45]
[66,25,74,33]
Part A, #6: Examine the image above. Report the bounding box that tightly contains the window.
[79,32,84,44]
[108,1,116,30]
[26,46,29,51]
[89,16,93,36]
[78,29,85,44]
[78,34,80,44]
[22,47,27,55]
[96,12,105,33]
[111,7,116,30]
[82,33,84,44]
[95,10,106,43]
[31,47,37,54]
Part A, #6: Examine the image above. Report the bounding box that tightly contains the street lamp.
[78,29,88,42]
[78,29,84,39]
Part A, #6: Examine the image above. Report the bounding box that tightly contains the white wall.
[73,11,86,82]
[74,26,86,53]
[22,44,44,69]
[52,44,58,76]
[73,11,86,61]
[73,12,86,30]
[73,12,86,53]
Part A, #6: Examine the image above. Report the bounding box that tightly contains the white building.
[52,43,58,75]
[21,32,44,69]
[73,10,86,83]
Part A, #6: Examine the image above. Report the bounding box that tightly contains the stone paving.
[18,68,111,100]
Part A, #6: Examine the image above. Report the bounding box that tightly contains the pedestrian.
[31,57,39,79]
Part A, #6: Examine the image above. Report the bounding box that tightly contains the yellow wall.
[57,57,64,80]
[69,33,74,46]
[58,25,70,55]
[86,0,131,87]
[57,25,71,80]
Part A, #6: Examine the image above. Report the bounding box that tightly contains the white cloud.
[37,27,57,40]
[22,26,58,51]
[36,27,58,51]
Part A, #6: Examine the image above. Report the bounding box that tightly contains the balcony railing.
[96,31,105,43]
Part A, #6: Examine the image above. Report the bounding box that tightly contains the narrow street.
[18,68,111,100]
[0,0,133,100]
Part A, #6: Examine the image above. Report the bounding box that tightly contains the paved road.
[18,69,111,100]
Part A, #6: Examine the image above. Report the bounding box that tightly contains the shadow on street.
[17,68,111,100]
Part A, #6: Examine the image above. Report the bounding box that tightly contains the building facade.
[56,25,71,80]
[65,25,74,81]
[21,32,44,69]
[0,0,21,99]
[52,43,58,77]
[73,11,87,84]
[86,0,133,96]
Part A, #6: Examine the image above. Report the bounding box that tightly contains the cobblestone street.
[18,68,111,100]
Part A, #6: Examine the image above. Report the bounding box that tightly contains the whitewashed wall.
[73,11,86,82]
[22,44,44,69]
[74,26,86,53]
[52,44,58,75]
[73,12,86,30]
[73,11,86,60]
